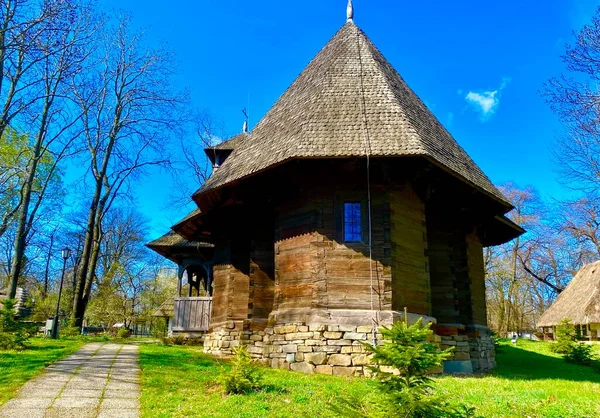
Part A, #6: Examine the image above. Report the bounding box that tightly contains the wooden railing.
[172,297,212,332]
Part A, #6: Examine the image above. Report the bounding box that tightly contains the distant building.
[0,287,30,318]
[147,6,523,375]
[538,261,600,340]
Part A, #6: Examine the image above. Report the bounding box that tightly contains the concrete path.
[0,343,141,418]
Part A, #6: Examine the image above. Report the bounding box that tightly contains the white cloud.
[464,77,511,121]
[466,91,497,114]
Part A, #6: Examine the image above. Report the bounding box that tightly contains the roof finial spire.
[346,0,354,23]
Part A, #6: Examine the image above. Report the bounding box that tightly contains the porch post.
[188,271,194,297]
[177,274,182,297]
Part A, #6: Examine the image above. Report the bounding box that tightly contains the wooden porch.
[172,297,212,332]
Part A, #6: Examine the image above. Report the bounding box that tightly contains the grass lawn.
[436,340,600,417]
[0,337,87,406]
[140,340,600,418]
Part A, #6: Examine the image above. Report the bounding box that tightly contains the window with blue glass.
[344,202,362,242]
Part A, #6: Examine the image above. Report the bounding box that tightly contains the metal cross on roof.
[347,0,354,23]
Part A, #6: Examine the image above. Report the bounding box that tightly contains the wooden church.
[148,1,523,375]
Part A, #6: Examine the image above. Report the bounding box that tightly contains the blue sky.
[98,0,599,237]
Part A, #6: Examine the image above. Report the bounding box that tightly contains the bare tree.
[485,184,572,335]
[168,110,224,208]
[5,1,97,299]
[70,14,184,327]
[544,6,600,196]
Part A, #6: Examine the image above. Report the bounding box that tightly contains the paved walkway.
[0,343,141,418]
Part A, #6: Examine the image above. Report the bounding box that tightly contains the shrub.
[361,314,467,418]
[61,325,82,337]
[551,319,577,354]
[564,343,595,366]
[219,345,262,395]
[116,327,131,339]
[0,300,35,350]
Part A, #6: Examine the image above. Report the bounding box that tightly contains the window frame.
[343,201,363,243]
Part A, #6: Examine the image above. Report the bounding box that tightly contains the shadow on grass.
[491,343,600,383]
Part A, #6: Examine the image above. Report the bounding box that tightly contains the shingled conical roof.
[197,22,510,207]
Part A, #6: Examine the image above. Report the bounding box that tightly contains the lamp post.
[51,247,71,339]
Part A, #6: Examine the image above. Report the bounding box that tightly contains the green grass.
[0,337,86,406]
[436,340,600,417]
[139,344,384,418]
[140,340,600,418]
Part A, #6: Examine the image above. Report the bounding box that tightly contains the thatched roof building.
[152,298,175,318]
[0,287,30,318]
[538,261,600,332]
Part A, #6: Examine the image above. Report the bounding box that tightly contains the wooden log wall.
[426,211,474,325]
[390,184,431,316]
[466,232,487,326]
[248,216,275,331]
[272,186,392,324]
[210,235,251,330]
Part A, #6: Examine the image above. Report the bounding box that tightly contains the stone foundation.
[203,312,495,376]
[468,326,496,372]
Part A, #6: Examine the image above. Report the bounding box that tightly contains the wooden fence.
[172,297,212,332]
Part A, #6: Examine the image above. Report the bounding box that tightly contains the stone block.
[298,326,309,332]
[453,352,471,361]
[295,353,304,362]
[332,366,359,376]
[270,353,286,358]
[341,347,353,354]
[275,325,297,334]
[283,344,298,353]
[285,332,313,341]
[250,335,263,341]
[357,326,373,333]
[343,332,367,340]
[327,325,340,332]
[247,346,263,354]
[328,354,352,366]
[304,352,327,365]
[305,339,325,346]
[272,359,288,369]
[315,365,333,375]
[309,324,326,332]
[443,360,473,374]
[323,331,343,339]
[286,353,296,363]
[327,339,352,346]
[314,346,341,353]
[290,362,315,374]
[351,354,372,366]
[338,325,356,332]
[298,345,313,353]
[264,328,274,335]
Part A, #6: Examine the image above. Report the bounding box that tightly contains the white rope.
[355,26,379,345]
